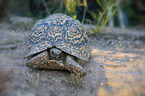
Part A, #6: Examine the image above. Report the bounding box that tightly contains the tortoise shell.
[27,13,90,61]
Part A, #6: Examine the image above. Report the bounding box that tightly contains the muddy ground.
[0,19,145,96]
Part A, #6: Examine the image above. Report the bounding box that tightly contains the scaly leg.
[64,55,87,76]
[26,51,49,69]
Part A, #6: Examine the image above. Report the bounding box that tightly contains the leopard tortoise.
[26,13,90,76]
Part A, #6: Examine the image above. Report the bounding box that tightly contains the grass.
[65,0,77,19]
[91,0,117,33]
[115,44,122,51]
[22,72,40,87]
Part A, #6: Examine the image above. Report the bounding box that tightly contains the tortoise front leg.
[64,55,87,76]
[26,51,49,69]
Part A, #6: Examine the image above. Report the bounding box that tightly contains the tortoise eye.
[59,51,65,59]
[59,51,63,56]
[51,50,55,56]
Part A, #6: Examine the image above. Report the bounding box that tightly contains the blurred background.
[0,0,145,30]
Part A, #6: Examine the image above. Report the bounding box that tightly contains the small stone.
[100,83,104,86]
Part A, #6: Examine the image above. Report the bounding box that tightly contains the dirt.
[0,21,145,96]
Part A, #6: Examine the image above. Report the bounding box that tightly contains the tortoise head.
[49,48,65,60]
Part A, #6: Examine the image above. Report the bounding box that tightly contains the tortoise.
[26,13,90,76]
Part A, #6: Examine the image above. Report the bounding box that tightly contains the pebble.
[100,83,104,86]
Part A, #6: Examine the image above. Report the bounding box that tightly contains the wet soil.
[0,22,145,96]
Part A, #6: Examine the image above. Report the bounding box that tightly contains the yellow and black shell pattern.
[27,13,90,61]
